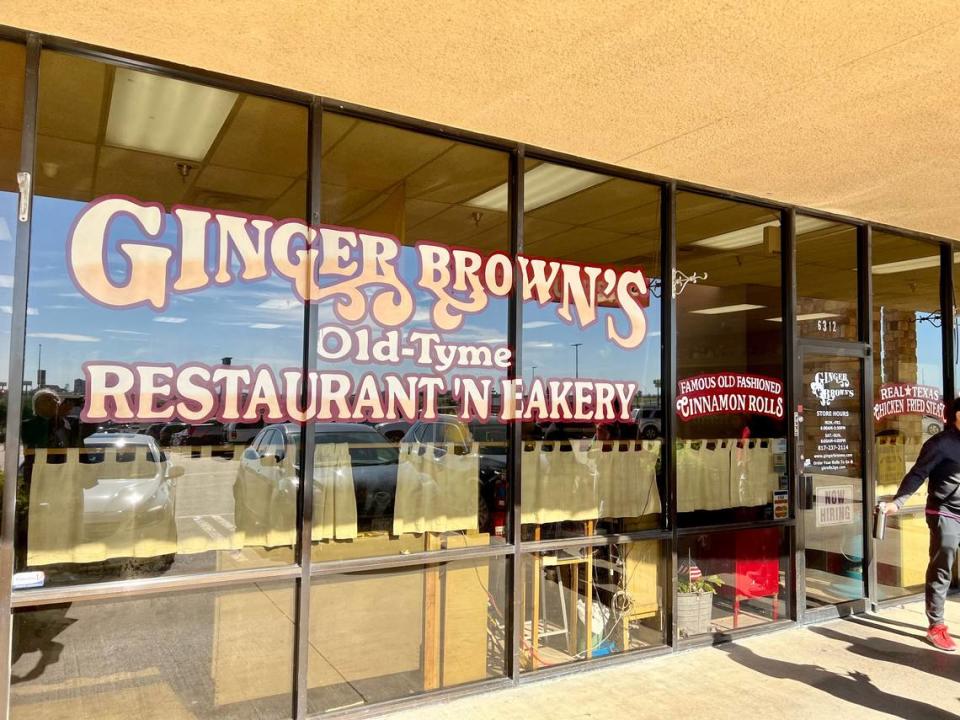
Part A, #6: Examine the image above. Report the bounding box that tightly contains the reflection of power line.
[571,343,583,379]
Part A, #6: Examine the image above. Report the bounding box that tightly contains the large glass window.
[796,218,859,340]
[11,582,297,719]
[676,527,787,638]
[518,161,663,542]
[311,114,511,561]
[307,556,507,712]
[675,193,787,526]
[16,51,308,587]
[0,41,26,520]
[520,540,665,672]
[872,232,944,601]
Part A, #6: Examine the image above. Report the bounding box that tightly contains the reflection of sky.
[0,192,17,385]
[28,196,303,388]
[914,314,943,390]
[26,196,660,394]
[521,297,661,398]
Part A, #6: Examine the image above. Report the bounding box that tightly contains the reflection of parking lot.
[170,451,240,549]
[164,448,293,571]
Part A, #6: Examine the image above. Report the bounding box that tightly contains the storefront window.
[676,527,787,638]
[519,161,663,542]
[15,51,308,587]
[312,114,511,560]
[307,556,507,712]
[872,232,944,601]
[796,217,859,340]
[675,193,787,527]
[0,41,25,520]
[10,582,297,718]
[520,540,665,671]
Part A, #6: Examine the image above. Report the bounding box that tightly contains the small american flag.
[680,561,702,583]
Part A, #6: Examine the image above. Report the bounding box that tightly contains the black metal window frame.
[0,25,955,720]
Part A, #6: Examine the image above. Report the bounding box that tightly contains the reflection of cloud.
[526,341,557,349]
[523,321,555,330]
[0,217,11,242]
[251,323,283,330]
[0,275,12,288]
[105,329,149,336]
[154,317,187,324]
[58,292,84,298]
[44,304,80,310]
[257,297,301,312]
[28,332,99,343]
[1,306,37,315]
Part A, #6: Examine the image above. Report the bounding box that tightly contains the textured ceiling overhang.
[3,1,960,240]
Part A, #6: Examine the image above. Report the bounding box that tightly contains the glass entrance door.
[800,350,867,608]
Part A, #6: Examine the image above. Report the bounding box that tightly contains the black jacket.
[893,426,960,514]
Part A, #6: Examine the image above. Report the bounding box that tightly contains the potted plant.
[677,559,723,637]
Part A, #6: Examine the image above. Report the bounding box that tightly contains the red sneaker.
[927,624,957,651]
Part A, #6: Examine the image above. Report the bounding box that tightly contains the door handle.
[17,171,31,223]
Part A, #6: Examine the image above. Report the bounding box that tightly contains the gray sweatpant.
[926,512,960,626]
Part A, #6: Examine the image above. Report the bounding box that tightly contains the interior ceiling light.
[765,312,841,322]
[692,216,834,251]
[466,164,608,213]
[689,303,765,315]
[105,68,238,161]
[871,252,960,275]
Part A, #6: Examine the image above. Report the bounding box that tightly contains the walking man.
[885,396,960,651]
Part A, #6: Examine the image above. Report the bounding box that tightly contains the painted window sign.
[69,196,652,425]
[675,372,784,421]
[809,371,854,407]
[873,383,944,422]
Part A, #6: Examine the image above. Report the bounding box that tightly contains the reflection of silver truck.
[225,419,265,446]
[632,407,662,439]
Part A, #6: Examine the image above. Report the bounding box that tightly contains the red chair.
[714,528,781,628]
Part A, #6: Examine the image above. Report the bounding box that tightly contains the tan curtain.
[393,441,479,535]
[312,443,358,541]
[595,439,661,518]
[731,439,777,507]
[520,440,599,525]
[27,447,178,565]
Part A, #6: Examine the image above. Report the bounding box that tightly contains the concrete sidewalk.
[382,597,960,720]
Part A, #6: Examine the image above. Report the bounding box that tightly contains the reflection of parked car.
[158,422,187,446]
[632,407,662,439]
[373,420,412,443]
[225,419,265,446]
[401,416,508,536]
[81,433,183,572]
[233,423,399,536]
[172,422,228,458]
[925,416,944,436]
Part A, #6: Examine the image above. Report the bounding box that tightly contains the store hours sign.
[67,195,653,425]
[809,371,855,473]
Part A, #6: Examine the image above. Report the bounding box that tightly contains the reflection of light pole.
[571,343,583,379]
[530,365,537,385]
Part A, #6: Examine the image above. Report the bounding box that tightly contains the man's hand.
[883,503,898,516]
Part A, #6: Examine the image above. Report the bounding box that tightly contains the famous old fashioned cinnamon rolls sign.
[67,195,652,425]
